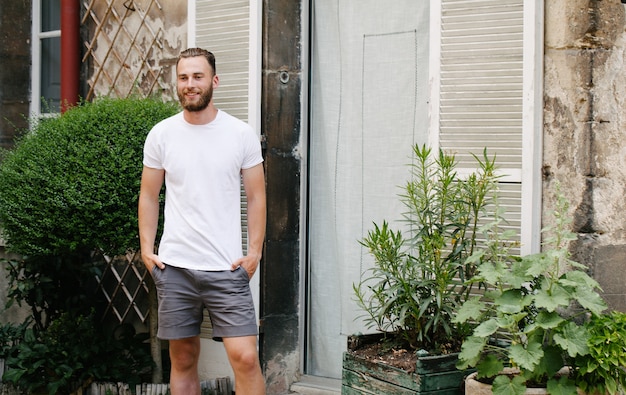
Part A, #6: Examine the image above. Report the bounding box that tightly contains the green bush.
[354,145,498,354]
[0,320,28,359]
[0,97,178,329]
[4,253,102,331]
[0,97,178,389]
[575,310,626,394]
[3,310,153,394]
[0,97,179,257]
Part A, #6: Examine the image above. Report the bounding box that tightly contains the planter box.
[342,334,468,395]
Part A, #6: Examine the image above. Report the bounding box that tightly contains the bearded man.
[138,47,266,395]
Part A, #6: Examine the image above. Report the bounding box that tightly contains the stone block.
[545,0,625,49]
[590,244,626,312]
[545,0,594,49]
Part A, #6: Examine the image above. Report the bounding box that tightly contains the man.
[138,47,266,395]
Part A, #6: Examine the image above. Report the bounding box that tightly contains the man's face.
[176,56,216,112]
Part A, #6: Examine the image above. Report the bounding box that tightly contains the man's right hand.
[142,252,165,272]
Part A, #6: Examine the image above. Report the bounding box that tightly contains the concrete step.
[289,376,341,395]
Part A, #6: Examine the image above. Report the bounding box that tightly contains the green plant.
[3,253,101,332]
[0,97,179,330]
[574,310,626,395]
[0,97,177,387]
[454,183,610,395]
[0,320,28,359]
[354,144,498,354]
[3,310,153,394]
[0,97,178,257]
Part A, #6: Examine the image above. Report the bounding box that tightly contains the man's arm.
[233,163,266,278]
[138,165,166,271]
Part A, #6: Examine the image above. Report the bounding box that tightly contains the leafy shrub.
[3,253,101,331]
[0,97,178,389]
[0,97,179,257]
[3,310,153,394]
[454,185,611,394]
[575,310,626,395]
[354,145,498,354]
[0,97,178,329]
[0,320,28,359]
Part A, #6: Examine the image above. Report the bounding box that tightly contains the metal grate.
[81,0,167,100]
[95,250,151,324]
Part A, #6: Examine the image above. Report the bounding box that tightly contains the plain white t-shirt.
[143,110,263,271]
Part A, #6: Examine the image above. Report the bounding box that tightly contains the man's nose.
[184,78,196,89]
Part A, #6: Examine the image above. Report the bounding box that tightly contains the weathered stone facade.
[0,0,30,148]
[82,1,186,101]
[0,0,31,327]
[543,0,626,311]
[261,0,304,391]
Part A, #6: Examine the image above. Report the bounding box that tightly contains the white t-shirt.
[143,110,263,271]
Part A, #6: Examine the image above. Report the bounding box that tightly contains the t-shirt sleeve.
[241,126,264,170]
[143,128,164,170]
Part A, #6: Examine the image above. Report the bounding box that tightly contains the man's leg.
[222,335,266,394]
[169,336,201,395]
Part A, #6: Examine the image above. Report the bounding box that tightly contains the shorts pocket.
[151,264,165,284]
[237,266,251,282]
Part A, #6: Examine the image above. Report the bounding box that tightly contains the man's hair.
[177,48,216,73]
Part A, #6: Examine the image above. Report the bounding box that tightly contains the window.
[32,0,61,115]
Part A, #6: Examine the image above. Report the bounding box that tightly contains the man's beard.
[178,86,213,112]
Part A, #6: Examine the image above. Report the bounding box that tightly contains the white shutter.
[196,0,251,121]
[195,0,252,339]
[431,0,530,251]
[437,0,524,172]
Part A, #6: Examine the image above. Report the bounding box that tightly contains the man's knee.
[233,348,260,369]
[170,337,201,370]
[224,339,261,372]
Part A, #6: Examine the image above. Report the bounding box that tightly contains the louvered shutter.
[431,0,538,252]
[196,0,251,120]
[195,0,252,339]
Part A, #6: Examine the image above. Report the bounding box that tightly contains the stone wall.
[82,1,186,101]
[543,0,626,311]
[261,0,304,392]
[0,0,30,149]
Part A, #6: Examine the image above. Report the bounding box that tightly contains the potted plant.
[343,145,498,394]
[454,183,625,395]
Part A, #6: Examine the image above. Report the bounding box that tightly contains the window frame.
[31,0,62,117]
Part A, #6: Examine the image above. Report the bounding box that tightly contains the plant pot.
[342,334,469,394]
[464,370,586,395]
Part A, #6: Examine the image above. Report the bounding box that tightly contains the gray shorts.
[151,264,258,340]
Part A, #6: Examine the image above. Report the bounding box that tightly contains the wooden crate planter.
[342,335,468,395]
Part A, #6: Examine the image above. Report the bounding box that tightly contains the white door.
[308,0,431,378]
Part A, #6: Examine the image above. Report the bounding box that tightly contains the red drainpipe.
[60,0,80,113]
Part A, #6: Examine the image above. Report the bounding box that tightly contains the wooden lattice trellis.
[95,250,151,324]
[81,0,168,100]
